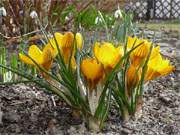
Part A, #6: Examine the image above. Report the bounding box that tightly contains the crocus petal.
[75,33,83,50]
[19,53,34,65]
[61,32,74,48]
[42,47,53,70]
[43,43,57,58]
[45,32,63,57]
[19,45,43,66]
[19,45,53,72]
[145,54,174,81]
[126,64,141,95]
[94,42,123,70]
[28,45,43,64]
[149,46,160,60]
[127,36,137,49]
[128,37,151,66]
[49,32,63,49]
[132,40,150,57]
[60,32,75,66]
[54,32,64,47]
[145,68,160,81]
[71,57,77,70]
[81,58,104,90]
[94,42,100,58]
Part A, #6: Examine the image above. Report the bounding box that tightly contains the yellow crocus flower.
[127,37,151,66]
[149,45,161,60]
[127,36,137,49]
[126,44,174,89]
[75,32,83,51]
[45,32,74,60]
[46,32,83,69]
[19,45,53,71]
[60,32,75,65]
[19,31,83,75]
[145,54,174,81]
[94,42,123,71]
[126,64,141,96]
[44,32,63,58]
[81,58,104,90]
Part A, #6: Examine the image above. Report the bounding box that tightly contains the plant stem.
[87,116,100,131]
[122,106,130,121]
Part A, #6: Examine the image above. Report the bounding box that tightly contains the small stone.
[111,125,116,130]
[3,112,20,123]
[158,42,170,47]
[121,128,132,134]
[0,110,3,124]
[46,119,57,135]
[78,123,86,134]
[159,94,171,104]
[68,126,76,134]
[30,113,38,122]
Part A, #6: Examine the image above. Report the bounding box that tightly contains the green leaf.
[99,88,112,129]
[76,6,98,29]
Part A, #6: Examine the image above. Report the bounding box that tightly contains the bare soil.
[0,70,179,135]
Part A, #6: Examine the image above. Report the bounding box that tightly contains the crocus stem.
[87,116,100,131]
[122,106,130,121]
[135,96,143,113]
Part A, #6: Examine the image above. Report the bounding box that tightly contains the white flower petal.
[30,11,38,18]
[0,7,7,16]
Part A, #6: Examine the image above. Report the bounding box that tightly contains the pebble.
[68,126,76,134]
[121,128,132,134]
[0,110,3,124]
[158,43,171,47]
[159,94,171,104]
[110,125,116,130]
[175,41,180,47]
[46,119,57,135]
[3,111,20,123]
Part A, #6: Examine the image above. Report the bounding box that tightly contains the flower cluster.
[19,32,83,72]
[126,37,174,91]
[81,42,123,90]
[18,32,174,130]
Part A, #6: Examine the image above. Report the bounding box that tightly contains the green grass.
[137,22,180,33]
